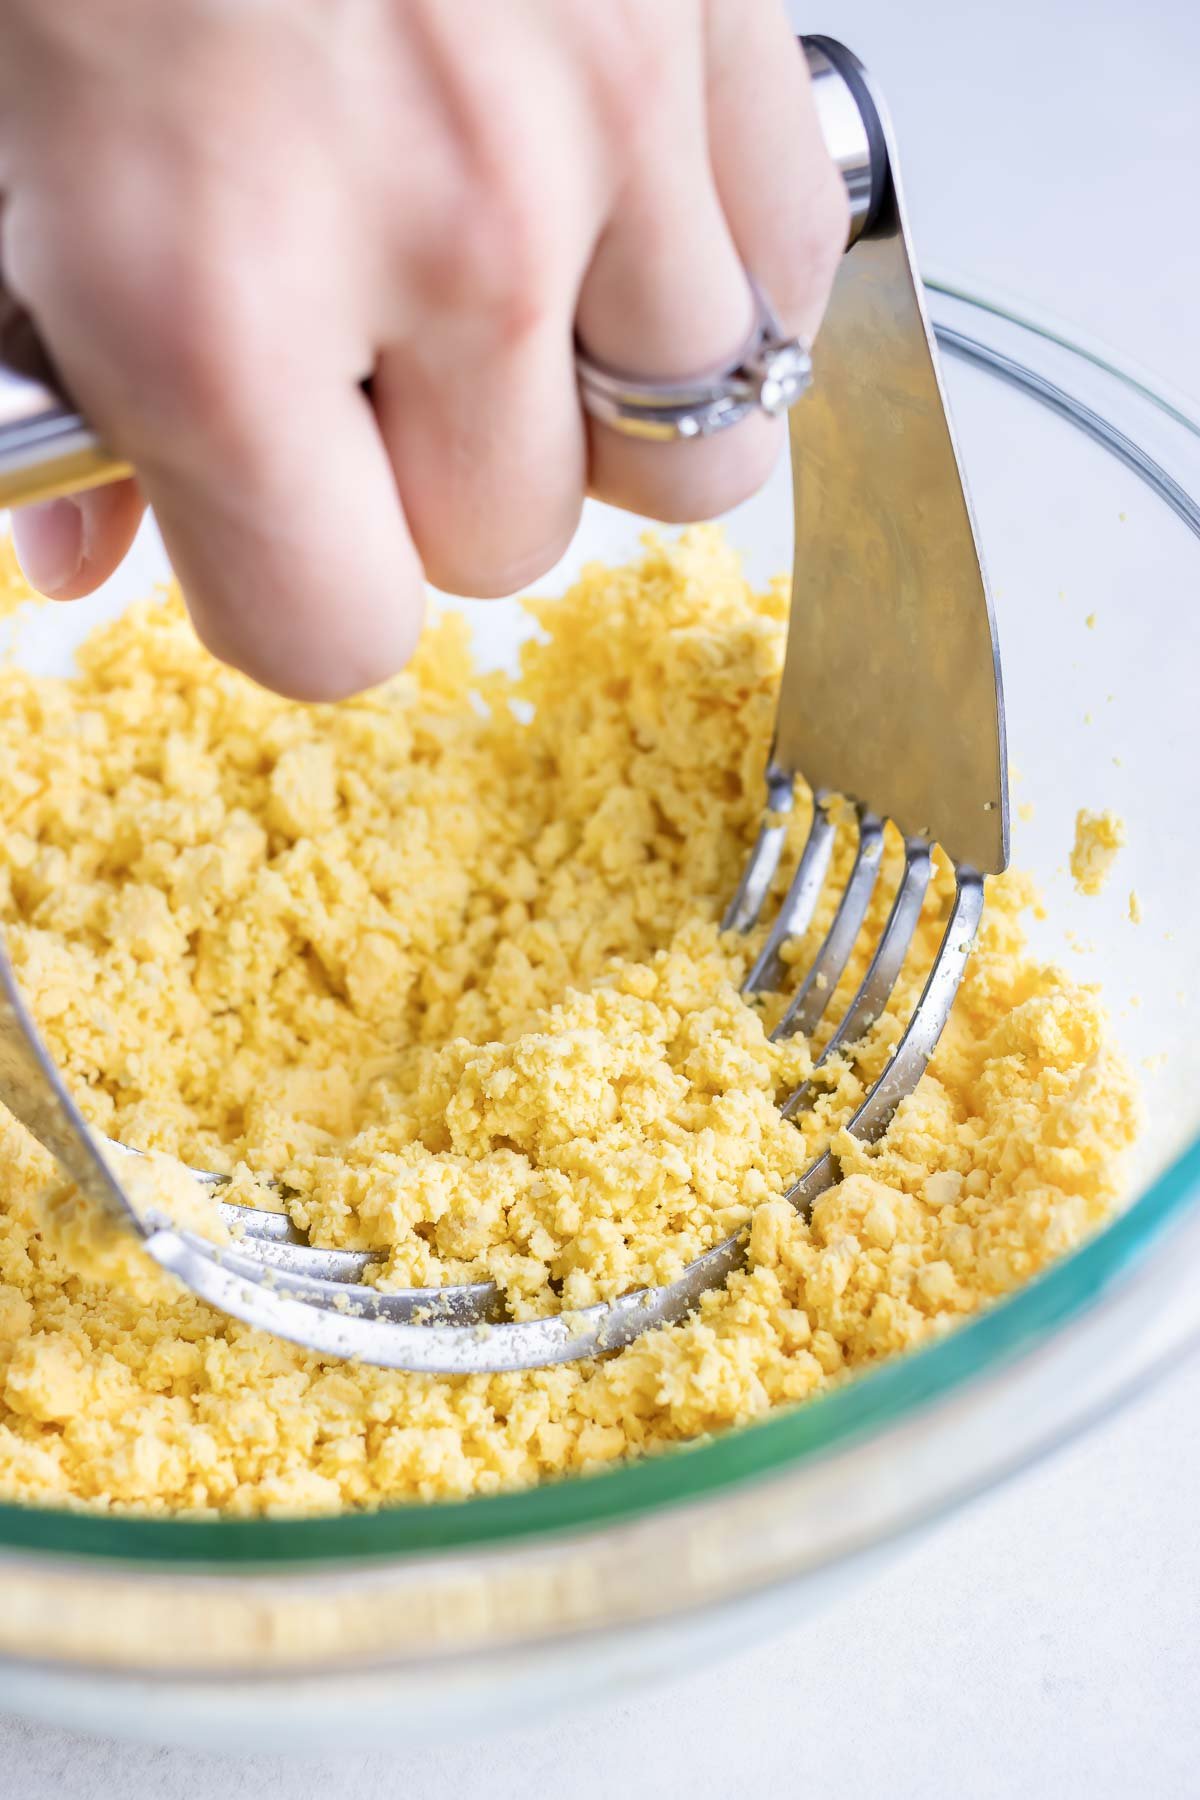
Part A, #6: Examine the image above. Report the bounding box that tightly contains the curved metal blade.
[771,75,1008,875]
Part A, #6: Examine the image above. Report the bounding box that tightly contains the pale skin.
[0,0,847,700]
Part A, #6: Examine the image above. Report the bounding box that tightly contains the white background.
[2,0,1199,1792]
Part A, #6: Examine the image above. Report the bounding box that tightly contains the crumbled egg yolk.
[0,535,34,623]
[0,530,1139,1515]
[1070,808,1127,895]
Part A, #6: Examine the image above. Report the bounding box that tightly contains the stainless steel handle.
[801,35,889,247]
[0,34,890,513]
[0,311,126,508]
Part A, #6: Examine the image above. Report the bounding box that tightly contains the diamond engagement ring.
[574,278,812,443]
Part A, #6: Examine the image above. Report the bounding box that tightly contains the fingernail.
[12,497,84,595]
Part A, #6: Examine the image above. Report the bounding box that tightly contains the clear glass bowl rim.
[2,276,1197,1569]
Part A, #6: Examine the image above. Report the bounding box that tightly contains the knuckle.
[432,184,555,343]
[586,19,671,150]
[152,272,262,436]
[157,310,237,424]
[116,268,285,479]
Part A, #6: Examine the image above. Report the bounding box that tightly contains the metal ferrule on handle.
[801,36,889,245]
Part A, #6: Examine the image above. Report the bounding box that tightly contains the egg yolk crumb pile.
[1071,807,1127,896]
[0,530,1139,1516]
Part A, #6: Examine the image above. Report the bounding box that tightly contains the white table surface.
[3,0,1198,1792]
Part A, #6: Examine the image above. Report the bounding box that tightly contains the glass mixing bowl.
[0,281,1197,1751]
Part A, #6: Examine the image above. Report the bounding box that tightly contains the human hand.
[0,1,846,698]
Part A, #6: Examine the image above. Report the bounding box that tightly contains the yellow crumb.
[0,531,1140,1516]
[1128,891,1143,925]
[1018,802,1035,824]
[1070,808,1127,896]
[0,536,39,621]
[1085,613,1096,629]
[103,1145,232,1246]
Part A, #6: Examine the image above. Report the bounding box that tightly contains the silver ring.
[575,278,812,443]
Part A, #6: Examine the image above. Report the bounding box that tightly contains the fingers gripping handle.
[0,36,890,512]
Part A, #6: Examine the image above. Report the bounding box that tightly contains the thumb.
[12,479,145,599]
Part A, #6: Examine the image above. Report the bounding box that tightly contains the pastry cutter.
[0,38,1008,1371]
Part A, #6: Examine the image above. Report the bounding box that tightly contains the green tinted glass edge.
[1,1134,1197,1565]
[0,283,1196,1568]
